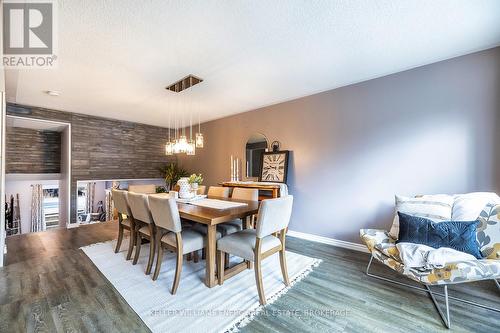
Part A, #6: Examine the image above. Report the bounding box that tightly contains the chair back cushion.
[197,185,207,195]
[390,194,454,239]
[127,192,154,224]
[208,186,230,198]
[256,196,293,238]
[112,189,131,216]
[232,188,258,201]
[148,195,181,233]
[128,184,156,194]
[397,212,482,259]
[477,203,500,259]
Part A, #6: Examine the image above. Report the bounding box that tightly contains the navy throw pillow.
[397,212,482,259]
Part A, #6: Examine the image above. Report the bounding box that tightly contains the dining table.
[149,194,260,288]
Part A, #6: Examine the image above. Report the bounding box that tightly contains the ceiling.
[5,0,500,127]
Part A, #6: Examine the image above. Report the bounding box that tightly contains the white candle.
[230,155,234,181]
[236,158,239,181]
[233,159,236,181]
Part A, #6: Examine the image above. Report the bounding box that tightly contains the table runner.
[189,198,248,210]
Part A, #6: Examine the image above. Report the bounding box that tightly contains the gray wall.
[6,104,176,223]
[179,47,500,243]
[6,127,61,173]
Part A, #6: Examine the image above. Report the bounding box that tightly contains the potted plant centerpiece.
[161,163,189,191]
[188,173,203,193]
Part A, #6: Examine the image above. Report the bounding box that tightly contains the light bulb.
[165,142,173,155]
[195,133,204,148]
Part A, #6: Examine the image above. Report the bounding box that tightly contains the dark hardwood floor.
[1,222,499,332]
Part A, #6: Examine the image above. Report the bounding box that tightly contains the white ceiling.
[5,0,500,127]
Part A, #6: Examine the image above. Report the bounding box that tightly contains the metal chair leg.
[426,285,450,328]
[365,254,500,329]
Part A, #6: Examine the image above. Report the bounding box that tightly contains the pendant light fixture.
[165,74,205,156]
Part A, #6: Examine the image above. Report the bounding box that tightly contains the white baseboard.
[287,230,369,253]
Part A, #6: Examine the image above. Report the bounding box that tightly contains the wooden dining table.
[150,194,260,288]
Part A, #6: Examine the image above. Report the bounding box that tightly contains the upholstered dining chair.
[217,195,294,305]
[210,187,250,236]
[219,188,259,266]
[112,189,135,260]
[197,185,207,195]
[128,184,156,194]
[230,187,258,227]
[194,186,231,259]
[207,186,230,198]
[127,192,156,275]
[148,195,216,294]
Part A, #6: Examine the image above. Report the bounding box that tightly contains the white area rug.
[81,239,321,333]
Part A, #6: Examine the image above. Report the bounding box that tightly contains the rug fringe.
[223,258,322,333]
[80,238,127,250]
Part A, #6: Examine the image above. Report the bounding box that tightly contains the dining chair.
[217,195,293,305]
[195,186,231,259]
[197,185,207,195]
[217,187,259,236]
[128,184,157,194]
[112,189,135,260]
[231,188,258,226]
[127,192,156,275]
[219,188,259,266]
[148,195,216,294]
[207,186,230,198]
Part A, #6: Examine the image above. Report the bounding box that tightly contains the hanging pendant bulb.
[166,111,173,155]
[178,135,187,153]
[186,140,196,155]
[165,142,173,155]
[196,111,204,148]
[195,132,204,148]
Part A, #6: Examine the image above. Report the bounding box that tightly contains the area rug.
[81,239,321,333]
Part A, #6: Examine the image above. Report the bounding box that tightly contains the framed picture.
[259,150,289,183]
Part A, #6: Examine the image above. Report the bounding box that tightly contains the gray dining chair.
[213,187,257,236]
[219,188,259,267]
[112,189,135,260]
[128,184,157,194]
[197,185,207,195]
[148,195,211,294]
[193,186,230,259]
[217,195,293,305]
[207,186,230,198]
[127,192,156,275]
[228,187,258,228]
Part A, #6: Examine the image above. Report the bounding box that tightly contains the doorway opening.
[4,116,71,236]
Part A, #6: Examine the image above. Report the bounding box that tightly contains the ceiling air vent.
[166,74,203,93]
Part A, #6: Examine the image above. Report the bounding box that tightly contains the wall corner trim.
[287,230,369,253]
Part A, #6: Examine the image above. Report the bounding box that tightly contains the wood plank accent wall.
[6,104,176,223]
[6,127,61,173]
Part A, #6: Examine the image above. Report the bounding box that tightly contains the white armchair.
[360,192,500,328]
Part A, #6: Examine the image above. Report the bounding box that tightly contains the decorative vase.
[177,178,194,199]
[191,182,199,193]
